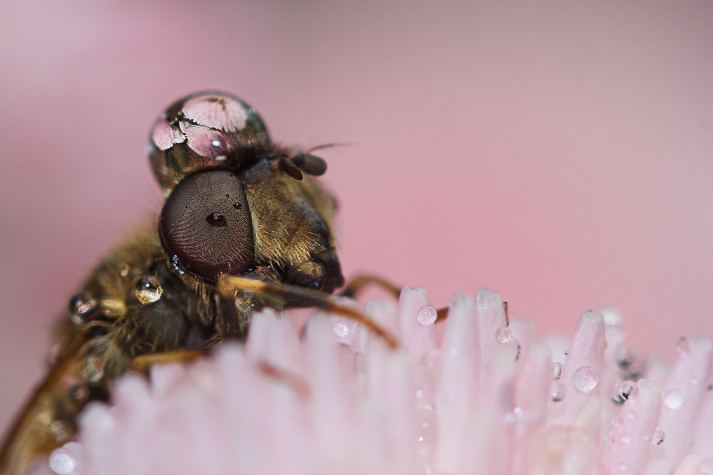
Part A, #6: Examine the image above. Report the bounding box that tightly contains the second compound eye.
[158,170,255,283]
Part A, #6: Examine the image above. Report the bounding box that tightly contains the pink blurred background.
[1,0,712,436]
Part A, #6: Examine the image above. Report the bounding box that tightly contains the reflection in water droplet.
[652,427,665,445]
[495,326,512,343]
[612,380,638,404]
[136,276,163,304]
[332,319,350,338]
[552,362,563,380]
[663,388,684,409]
[572,366,599,393]
[69,292,98,324]
[171,255,186,275]
[551,381,566,402]
[81,356,104,383]
[416,305,438,326]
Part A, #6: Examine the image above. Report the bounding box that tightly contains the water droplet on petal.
[572,366,599,393]
[49,447,76,474]
[416,305,437,326]
[551,381,566,402]
[612,380,638,404]
[332,319,350,338]
[551,362,563,380]
[621,434,632,444]
[495,326,512,343]
[663,388,684,409]
[652,427,665,445]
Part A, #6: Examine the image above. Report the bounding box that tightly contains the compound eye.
[148,91,270,194]
[159,170,255,283]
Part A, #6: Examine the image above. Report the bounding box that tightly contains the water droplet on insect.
[551,381,566,402]
[48,420,70,442]
[663,388,684,409]
[68,292,97,324]
[612,380,638,404]
[495,326,512,343]
[49,447,76,474]
[80,356,104,383]
[572,366,599,393]
[69,383,88,403]
[233,202,242,210]
[652,427,665,445]
[118,264,130,277]
[332,319,350,338]
[136,276,163,304]
[206,212,227,227]
[416,305,437,326]
[551,362,563,380]
[171,255,186,275]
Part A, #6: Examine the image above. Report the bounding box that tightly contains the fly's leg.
[338,274,509,324]
[339,274,402,299]
[130,349,208,373]
[217,275,400,349]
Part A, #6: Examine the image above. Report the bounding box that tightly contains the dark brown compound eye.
[159,169,255,283]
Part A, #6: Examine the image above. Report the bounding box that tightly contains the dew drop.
[233,202,243,210]
[136,276,163,304]
[80,356,104,383]
[551,381,566,402]
[416,305,438,326]
[663,388,684,409]
[206,212,227,227]
[69,292,97,315]
[652,427,665,445]
[48,421,70,442]
[49,447,76,475]
[572,366,599,393]
[68,292,97,324]
[612,380,638,404]
[68,383,88,403]
[551,362,563,380]
[171,255,186,275]
[332,319,350,338]
[495,326,512,343]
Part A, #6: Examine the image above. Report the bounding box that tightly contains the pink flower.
[36,288,713,475]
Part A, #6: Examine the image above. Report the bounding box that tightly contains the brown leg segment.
[217,275,400,349]
[130,348,208,373]
[339,274,402,299]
